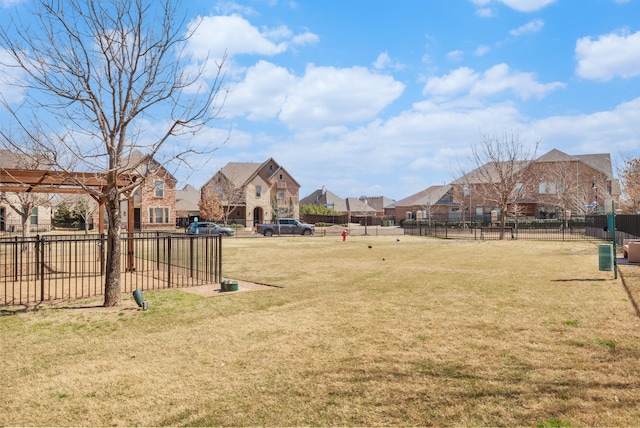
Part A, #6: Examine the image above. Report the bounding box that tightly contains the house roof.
[300,188,348,212]
[218,158,301,189]
[175,184,200,212]
[395,185,456,207]
[123,150,177,182]
[535,149,614,178]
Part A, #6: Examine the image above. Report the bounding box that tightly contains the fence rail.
[403,219,612,241]
[1,233,222,307]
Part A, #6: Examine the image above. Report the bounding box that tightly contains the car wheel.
[303,229,312,235]
[221,232,229,237]
[265,230,273,237]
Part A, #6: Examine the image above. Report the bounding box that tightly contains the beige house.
[201,158,301,227]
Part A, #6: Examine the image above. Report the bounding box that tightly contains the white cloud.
[472,0,556,14]
[446,50,464,62]
[225,60,295,120]
[497,0,556,12]
[279,65,405,129]
[186,14,318,60]
[0,48,26,105]
[423,63,565,100]
[474,45,490,56]
[575,30,640,81]
[509,19,544,37]
[372,52,404,71]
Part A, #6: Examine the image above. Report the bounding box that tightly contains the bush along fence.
[0,233,222,307]
[403,217,614,241]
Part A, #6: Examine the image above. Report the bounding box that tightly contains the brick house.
[451,148,621,221]
[91,151,177,231]
[394,185,462,222]
[201,158,301,228]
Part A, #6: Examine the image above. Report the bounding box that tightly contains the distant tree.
[73,197,95,234]
[199,191,223,221]
[462,131,538,239]
[0,0,227,306]
[54,202,74,226]
[620,156,640,213]
[202,174,245,226]
[300,203,340,216]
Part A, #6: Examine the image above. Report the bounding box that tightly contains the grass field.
[1,236,639,426]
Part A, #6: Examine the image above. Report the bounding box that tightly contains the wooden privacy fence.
[0,233,222,307]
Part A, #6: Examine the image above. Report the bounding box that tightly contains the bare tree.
[461,132,538,240]
[619,156,640,214]
[0,149,53,243]
[73,196,95,234]
[0,0,227,306]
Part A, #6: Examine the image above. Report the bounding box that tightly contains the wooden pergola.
[0,168,138,234]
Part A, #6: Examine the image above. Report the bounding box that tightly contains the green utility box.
[598,244,613,272]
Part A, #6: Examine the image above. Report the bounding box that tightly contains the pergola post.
[127,194,135,272]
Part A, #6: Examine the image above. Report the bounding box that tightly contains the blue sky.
[1,0,640,200]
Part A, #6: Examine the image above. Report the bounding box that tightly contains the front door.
[134,208,141,230]
[253,207,262,227]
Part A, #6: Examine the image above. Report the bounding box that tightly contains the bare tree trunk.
[103,196,121,307]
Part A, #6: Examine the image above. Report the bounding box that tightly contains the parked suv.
[186,222,235,237]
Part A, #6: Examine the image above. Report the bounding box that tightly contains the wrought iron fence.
[403,218,610,241]
[1,233,222,307]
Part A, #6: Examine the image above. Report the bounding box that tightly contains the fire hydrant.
[342,229,348,242]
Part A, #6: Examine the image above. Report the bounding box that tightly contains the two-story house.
[201,158,301,227]
[451,148,620,221]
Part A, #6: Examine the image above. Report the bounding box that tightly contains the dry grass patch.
[2,236,640,426]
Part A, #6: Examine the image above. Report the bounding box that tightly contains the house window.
[30,208,38,225]
[154,181,164,198]
[463,185,470,197]
[539,182,547,194]
[515,183,524,194]
[148,207,170,224]
[255,186,261,197]
[539,182,557,195]
[277,189,284,200]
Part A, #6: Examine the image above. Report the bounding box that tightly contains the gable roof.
[396,185,456,207]
[175,184,200,212]
[535,149,614,178]
[300,188,348,212]
[123,150,176,182]
[218,158,301,189]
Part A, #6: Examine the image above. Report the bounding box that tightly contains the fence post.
[39,235,45,302]
[99,234,105,276]
[13,236,18,282]
[217,235,222,283]
[167,235,172,288]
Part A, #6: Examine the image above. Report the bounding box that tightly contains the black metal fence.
[1,233,222,307]
[404,218,610,241]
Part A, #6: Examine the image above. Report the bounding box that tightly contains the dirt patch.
[178,279,278,297]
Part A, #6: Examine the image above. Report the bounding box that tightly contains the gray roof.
[535,149,614,178]
[300,188,348,212]
[395,185,456,207]
[175,184,200,213]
